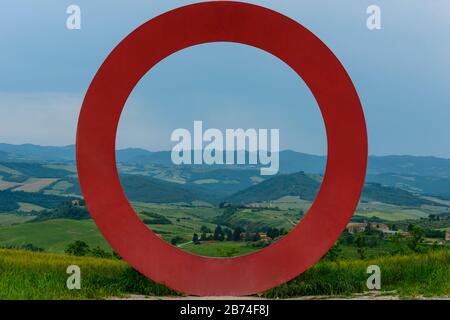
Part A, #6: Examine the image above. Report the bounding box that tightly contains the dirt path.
[177,241,193,248]
[111,292,450,300]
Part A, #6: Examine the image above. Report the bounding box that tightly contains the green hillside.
[225,172,320,204]
[120,174,225,204]
[362,183,433,206]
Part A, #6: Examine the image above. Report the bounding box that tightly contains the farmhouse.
[259,232,271,241]
[370,223,390,233]
[346,222,367,234]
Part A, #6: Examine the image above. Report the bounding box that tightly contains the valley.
[0,143,449,259]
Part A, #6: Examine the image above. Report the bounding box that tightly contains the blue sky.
[0,1,449,157]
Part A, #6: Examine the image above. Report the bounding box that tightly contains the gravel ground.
[111,292,450,300]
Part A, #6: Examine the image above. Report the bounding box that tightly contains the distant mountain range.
[1,143,450,178]
[1,143,450,199]
[0,145,448,210]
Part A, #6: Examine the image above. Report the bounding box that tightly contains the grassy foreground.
[0,249,177,299]
[0,249,449,299]
[264,249,450,298]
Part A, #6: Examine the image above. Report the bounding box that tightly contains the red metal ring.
[76,1,367,296]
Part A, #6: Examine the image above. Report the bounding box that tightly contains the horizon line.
[1,142,450,160]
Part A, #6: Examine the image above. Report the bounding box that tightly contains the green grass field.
[0,248,448,299]
[224,208,298,231]
[0,249,177,299]
[182,241,257,257]
[0,213,35,227]
[355,202,431,221]
[0,219,110,252]
[0,217,410,260]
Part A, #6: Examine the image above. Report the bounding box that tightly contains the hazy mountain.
[0,143,75,161]
[0,143,449,179]
[367,155,450,178]
[366,173,450,199]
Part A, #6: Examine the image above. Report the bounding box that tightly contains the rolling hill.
[224,172,320,204]
[119,174,225,204]
[224,171,438,207]
[0,190,75,212]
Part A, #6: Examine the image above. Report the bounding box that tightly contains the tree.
[214,225,225,241]
[408,225,425,252]
[354,234,367,260]
[225,228,233,241]
[267,228,280,239]
[323,241,342,262]
[65,240,90,256]
[91,246,111,258]
[192,233,200,245]
[170,236,183,246]
[232,227,242,242]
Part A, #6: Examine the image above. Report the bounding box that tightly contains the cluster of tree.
[249,206,282,212]
[407,224,426,252]
[191,225,287,245]
[394,216,450,231]
[65,240,119,259]
[425,229,445,238]
[428,213,450,222]
[263,227,286,239]
[193,225,234,244]
[0,243,44,252]
[32,201,90,222]
[170,236,184,246]
[341,222,449,260]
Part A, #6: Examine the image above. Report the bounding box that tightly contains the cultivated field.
[12,178,58,192]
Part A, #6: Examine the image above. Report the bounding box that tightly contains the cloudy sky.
[1,0,449,157]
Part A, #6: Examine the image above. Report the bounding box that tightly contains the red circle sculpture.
[76,1,367,296]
